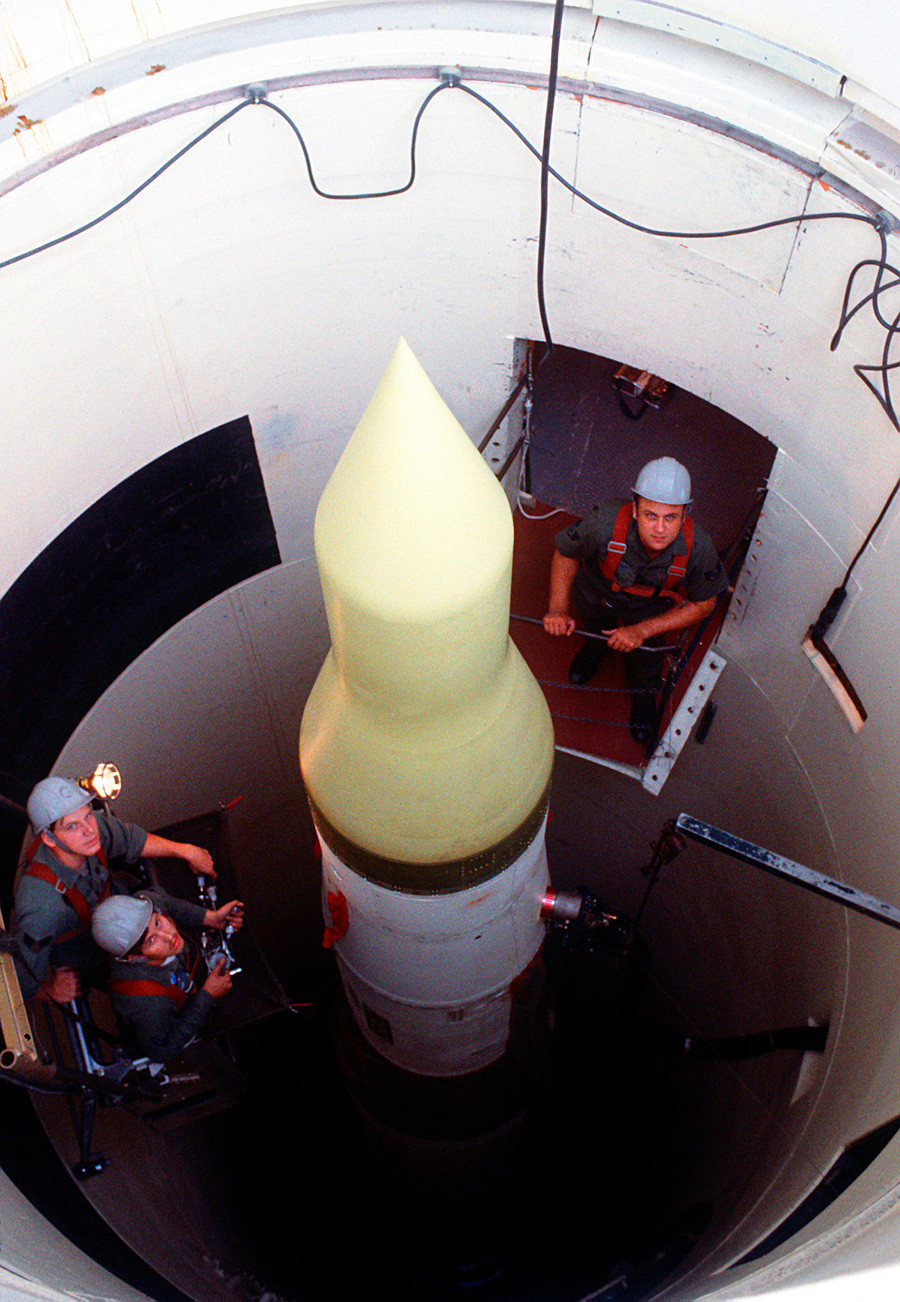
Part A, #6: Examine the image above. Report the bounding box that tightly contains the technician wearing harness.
[14,776,216,1003]
[91,891,243,1063]
[543,458,728,743]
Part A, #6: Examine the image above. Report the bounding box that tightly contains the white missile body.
[316,829,550,1076]
[300,339,554,1078]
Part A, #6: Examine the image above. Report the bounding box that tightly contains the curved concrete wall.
[3,3,900,1297]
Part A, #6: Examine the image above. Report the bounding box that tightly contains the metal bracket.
[642,648,726,794]
[676,814,900,931]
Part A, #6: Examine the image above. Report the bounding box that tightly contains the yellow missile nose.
[314,336,512,622]
[300,339,553,869]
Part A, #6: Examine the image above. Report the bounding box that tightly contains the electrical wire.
[830,221,900,439]
[255,83,450,200]
[458,80,881,241]
[462,26,900,576]
[0,80,453,274]
[535,0,566,366]
[0,61,897,436]
[0,97,254,272]
[452,79,899,439]
[840,444,900,593]
[807,221,900,616]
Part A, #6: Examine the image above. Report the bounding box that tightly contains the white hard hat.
[27,777,90,834]
[91,894,154,958]
[633,458,692,506]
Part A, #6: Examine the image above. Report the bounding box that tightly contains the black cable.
[812,223,900,609]
[852,302,900,433]
[0,97,255,273]
[0,69,896,434]
[3,73,879,280]
[535,0,566,366]
[454,82,880,242]
[453,76,898,437]
[830,218,900,437]
[832,227,900,339]
[834,415,900,596]
[0,75,883,275]
[254,82,450,200]
[462,60,900,576]
[0,81,451,274]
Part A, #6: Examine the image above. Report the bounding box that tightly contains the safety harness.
[600,503,694,605]
[109,942,201,1008]
[24,840,110,944]
[108,976,189,1007]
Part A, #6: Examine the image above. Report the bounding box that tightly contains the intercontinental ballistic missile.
[299,339,555,1184]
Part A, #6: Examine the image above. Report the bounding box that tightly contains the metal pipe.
[478,374,528,452]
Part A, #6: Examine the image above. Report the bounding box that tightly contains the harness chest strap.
[24,842,110,943]
[600,503,694,600]
[108,977,189,1007]
[109,944,201,1007]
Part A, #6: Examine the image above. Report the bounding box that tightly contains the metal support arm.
[676,814,900,931]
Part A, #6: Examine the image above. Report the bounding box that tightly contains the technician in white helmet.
[91,890,242,1064]
[543,457,729,744]
[13,776,218,1003]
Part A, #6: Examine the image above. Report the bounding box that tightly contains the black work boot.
[629,691,658,745]
[568,639,605,685]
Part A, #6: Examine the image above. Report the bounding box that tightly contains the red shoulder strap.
[662,516,694,588]
[109,977,188,1008]
[23,856,111,941]
[601,510,695,595]
[600,504,634,582]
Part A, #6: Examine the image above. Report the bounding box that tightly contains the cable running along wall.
[0,66,897,423]
[3,31,900,655]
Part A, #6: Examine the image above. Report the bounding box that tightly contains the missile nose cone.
[314,337,512,621]
[300,340,553,866]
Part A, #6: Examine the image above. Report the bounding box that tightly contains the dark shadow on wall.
[0,416,280,879]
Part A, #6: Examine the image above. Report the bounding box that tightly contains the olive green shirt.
[555,500,728,619]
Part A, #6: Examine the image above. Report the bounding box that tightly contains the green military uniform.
[107,889,216,1063]
[13,810,148,998]
[555,500,729,688]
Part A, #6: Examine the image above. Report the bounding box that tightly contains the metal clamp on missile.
[541,888,634,955]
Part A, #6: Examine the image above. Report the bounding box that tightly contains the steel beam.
[676,813,900,930]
